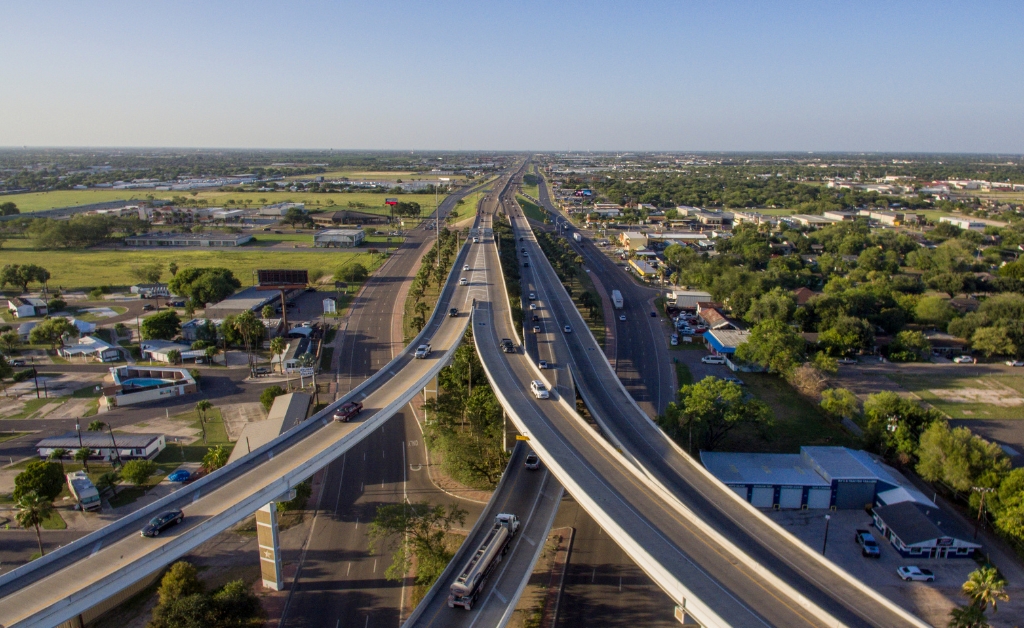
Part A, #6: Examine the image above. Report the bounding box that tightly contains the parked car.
[670,334,679,346]
[167,470,191,483]
[855,529,881,558]
[897,566,934,582]
[722,376,745,386]
[254,366,271,376]
[141,510,184,537]
[953,356,975,364]
[142,304,155,311]
[333,401,363,423]
[524,453,540,469]
[1006,360,1024,367]
[701,355,726,365]
[530,380,549,399]
[9,358,26,366]
[837,357,857,365]
[449,308,459,317]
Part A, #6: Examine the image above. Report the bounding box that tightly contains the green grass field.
[0,237,385,291]
[517,195,548,222]
[283,169,469,183]
[2,190,448,215]
[886,371,1024,419]
[723,373,861,453]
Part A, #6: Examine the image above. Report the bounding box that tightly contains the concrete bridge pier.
[257,502,284,591]
[422,373,440,424]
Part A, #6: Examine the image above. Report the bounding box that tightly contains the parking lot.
[768,508,979,626]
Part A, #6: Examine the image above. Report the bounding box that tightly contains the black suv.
[449,308,459,317]
[500,338,515,353]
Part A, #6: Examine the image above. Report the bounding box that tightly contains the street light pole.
[822,514,831,555]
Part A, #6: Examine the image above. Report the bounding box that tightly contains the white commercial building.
[314,228,366,248]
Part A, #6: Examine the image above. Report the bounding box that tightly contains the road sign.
[322,298,336,314]
[385,198,399,205]
[515,434,530,441]
[299,367,315,377]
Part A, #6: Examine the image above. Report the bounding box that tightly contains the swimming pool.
[122,378,172,387]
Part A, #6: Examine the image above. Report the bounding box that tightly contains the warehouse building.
[125,232,253,247]
[313,228,366,248]
[312,210,390,226]
[872,501,981,559]
[701,446,935,511]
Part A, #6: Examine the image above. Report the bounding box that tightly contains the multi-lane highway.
[483,173,926,627]
[0,176,503,628]
[280,178,491,628]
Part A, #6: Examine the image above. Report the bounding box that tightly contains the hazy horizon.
[3,1,1022,153]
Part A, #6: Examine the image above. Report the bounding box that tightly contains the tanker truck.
[447,513,520,610]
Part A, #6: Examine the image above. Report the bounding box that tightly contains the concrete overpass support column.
[257,502,284,591]
[422,373,439,424]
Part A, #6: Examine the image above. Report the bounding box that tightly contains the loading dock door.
[779,487,803,509]
[730,485,747,500]
[751,487,774,508]
[807,488,831,509]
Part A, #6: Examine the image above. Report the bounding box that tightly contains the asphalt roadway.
[281,182,491,628]
[504,193,925,626]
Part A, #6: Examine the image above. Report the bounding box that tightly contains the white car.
[701,355,726,365]
[619,314,626,321]
[953,356,974,364]
[473,237,479,243]
[837,357,857,365]
[459,278,468,286]
[563,325,572,333]
[463,264,470,271]
[897,566,935,582]
[528,293,536,300]
[670,334,679,346]
[529,303,537,310]
[1007,360,1024,367]
[530,380,549,399]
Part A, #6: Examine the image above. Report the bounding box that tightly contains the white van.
[701,355,726,365]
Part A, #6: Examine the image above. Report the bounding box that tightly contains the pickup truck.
[855,529,881,557]
[414,344,432,359]
[333,401,363,423]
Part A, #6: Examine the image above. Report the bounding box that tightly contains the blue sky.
[1,1,1022,152]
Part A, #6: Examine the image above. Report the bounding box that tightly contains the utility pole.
[822,514,831,555]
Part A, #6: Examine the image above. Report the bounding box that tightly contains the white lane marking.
[355,516,359,530]
[373,558,377,573]
[347,562,351,576]
[493,589,507,604]
[524,535,536,546]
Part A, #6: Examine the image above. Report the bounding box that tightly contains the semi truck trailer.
[572,232,582,242]
[448,513,520,610]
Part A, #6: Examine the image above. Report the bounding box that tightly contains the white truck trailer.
[572,232,582,243]
[67,471,101,511]
[448,513,520,610]
[611,290,624,309]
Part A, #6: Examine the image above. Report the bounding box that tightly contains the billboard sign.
[257,269,309,286]
[385,198,399,206]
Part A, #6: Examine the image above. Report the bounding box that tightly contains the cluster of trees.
[493,220,524,333]
[392,201,422,217]
[0,263,50,292]
[147,561,262,628]
[534,231,602,320]
[0,201,18,216]
[368,501,466,588]
[661,376,774,452]
[423,331,509,488]
[663,220,1024,360]
[948,566,1011,628]
[168,267,241,308]
[406,226,461,334]
[26,214,149,249]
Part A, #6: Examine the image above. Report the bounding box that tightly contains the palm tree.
[47,448,69,475]
[962,566,1009,612]
[96,471,120,498]
[16,492,53,557]
[948,604,989,628]
[269,337,287,373]
[195,400,212,444]
[74,447,91,472]
[88,420,122,468]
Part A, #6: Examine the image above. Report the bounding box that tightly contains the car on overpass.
[333,401,363,423]
[530,380,549,399]
[525,452,540,469]
[141,510,183,537]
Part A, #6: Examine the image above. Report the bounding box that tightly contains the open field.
[886,371,1024,419]
[723,373,861,453]
[1,190,449,214]
[0,238,384,291]
[283,169,469,182]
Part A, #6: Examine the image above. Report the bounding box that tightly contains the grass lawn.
[675,361,692,388]
[319,347,334,371]
[151,407,234,471]
[0,239,386,291]
[886,371,1024,420]
[521,172,541,199]
[2,190,448,215]
[0,431,28,444]
[4,398,63,420]
[723,373,861,453]
[40,509,66,530]
[283,170,469,183]
[517,195,548,222]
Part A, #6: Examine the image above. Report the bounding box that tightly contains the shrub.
[260,385,286,411]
